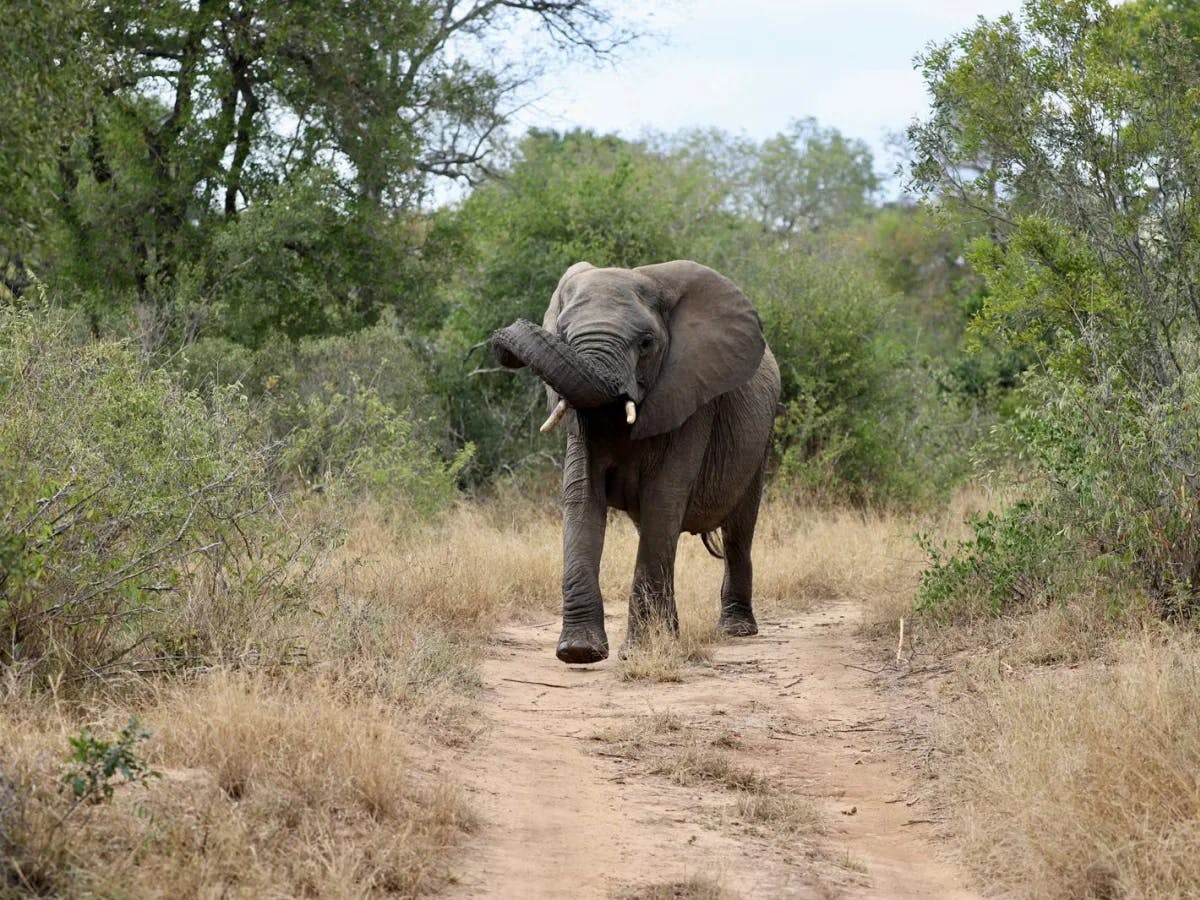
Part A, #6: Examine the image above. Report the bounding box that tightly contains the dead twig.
[842,663,886,675]
[501,677,581,689]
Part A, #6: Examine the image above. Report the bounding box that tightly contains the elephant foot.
[556,623,609,664]
[718,610,758,636]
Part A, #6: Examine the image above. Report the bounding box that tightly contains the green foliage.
[278,373,471,514]
[917,501,1063,618]
[745,246,908,501]
[187,174,381,344]
[5,0,626,345]
[1012,365,1200,612]
[1,301,470,685]
[0,0,93,266]
[180,317,466,513]
[747,117,878,235]
[911,0,1200,610]
[63,718,159,804]
[726,236,970,506]
[912,0,1200,382]
[0,302,279,679]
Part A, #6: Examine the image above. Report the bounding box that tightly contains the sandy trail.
[444,600,975,899]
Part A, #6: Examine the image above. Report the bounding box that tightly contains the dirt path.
[444,600,975,899]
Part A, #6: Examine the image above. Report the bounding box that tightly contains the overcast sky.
[508,0,1021,193]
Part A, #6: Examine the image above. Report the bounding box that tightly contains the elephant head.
[490,260,766,439]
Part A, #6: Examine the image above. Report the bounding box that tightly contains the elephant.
[489,260,781,664]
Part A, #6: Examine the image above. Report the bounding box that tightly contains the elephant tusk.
[540,398,570,433]
[625,400,637,425]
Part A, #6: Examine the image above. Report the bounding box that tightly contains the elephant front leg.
[622,503,684,653]
[557,435,609,664]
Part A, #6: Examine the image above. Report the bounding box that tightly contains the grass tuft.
[736,792,824,835]
[613,876,737,900]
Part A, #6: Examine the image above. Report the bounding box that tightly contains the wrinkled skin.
[491,261,782,664]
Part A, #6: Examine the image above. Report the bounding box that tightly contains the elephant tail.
[700,530,725,560]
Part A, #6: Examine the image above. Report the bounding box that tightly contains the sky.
[506,0,1022,193]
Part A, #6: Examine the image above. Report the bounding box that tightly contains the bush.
[0,304,281,681]
[919,349,1200,619]
[277,374,471,514]
[732,241,927,504]
[1015,362,1200,613]
[909,0,1200,616]
[917,500,1064,619]
[179,318,467,513]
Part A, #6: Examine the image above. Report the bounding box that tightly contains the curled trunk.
[490,319,622,408]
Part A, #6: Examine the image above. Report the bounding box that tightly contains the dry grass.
[598,497,924,679]
[591,710,685,759]
[944,586,1159,673]
[0,500,572,897]
[616,621,717,683]
[613,876,738,900]
[0,672,472,897]
[596,715,766,793]
[872,483,1200,898]
[328,499,564,633]
[941,634,1200,899]
[755,505,915,614]
[736,793,824,835]
[0,484,1021,895]
[651,741,769,794]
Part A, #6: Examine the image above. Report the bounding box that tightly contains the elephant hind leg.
[717,456,767,636]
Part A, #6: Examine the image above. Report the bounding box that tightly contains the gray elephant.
[490,260,781,664]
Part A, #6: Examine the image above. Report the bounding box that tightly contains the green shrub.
[909,0,1200,617]
[919,353,1200,619]
[917,500,1064,619]
[63,718,159,804]
[735,242,925,504]
[1015,364,1200,614]
[0,305,279,681]
[177,318,466,513]
[278,373,471,514]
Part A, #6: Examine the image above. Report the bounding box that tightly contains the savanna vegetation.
[4,0,1200,896]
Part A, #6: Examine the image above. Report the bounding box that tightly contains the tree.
[910,0,1200,604]
[0,0,95,293]
[652,120,880,237]
[746,117,878,235]
[9,0,632,344]
[911,0,1200,385]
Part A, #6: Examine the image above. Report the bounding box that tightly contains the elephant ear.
[632,260,765,440]
[540,261,594,421]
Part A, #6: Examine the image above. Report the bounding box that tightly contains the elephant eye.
[638,333,655,351]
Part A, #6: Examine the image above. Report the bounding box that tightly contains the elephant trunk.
[490,319,624,410]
